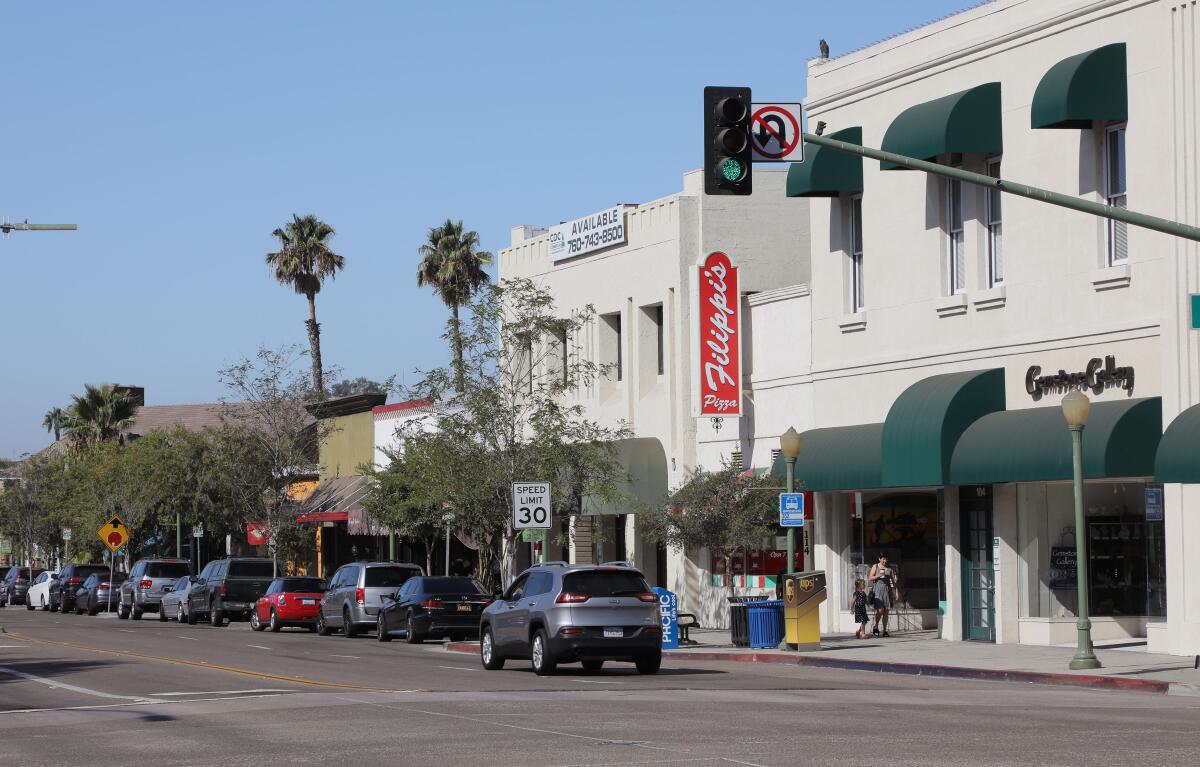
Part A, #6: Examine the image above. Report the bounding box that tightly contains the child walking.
[851,579,869,639]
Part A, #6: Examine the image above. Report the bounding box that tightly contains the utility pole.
[1,221,77,235]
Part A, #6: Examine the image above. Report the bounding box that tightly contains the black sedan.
[74,572,127,615]
[377,576,490,644]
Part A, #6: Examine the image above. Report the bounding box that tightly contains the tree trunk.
[424,538,435,576]
[306,294,325,398]
[450,301,465,393]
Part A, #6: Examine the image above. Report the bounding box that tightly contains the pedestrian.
[869,553,898,637]
[851,578,869,639]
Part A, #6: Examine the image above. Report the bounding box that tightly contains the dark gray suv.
[479,562,662,675]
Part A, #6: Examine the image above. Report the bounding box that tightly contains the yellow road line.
[6,632,389,692]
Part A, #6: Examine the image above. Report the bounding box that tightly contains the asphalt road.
[1,607,1198,767]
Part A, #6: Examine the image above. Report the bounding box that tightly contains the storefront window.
[846,492,941,610]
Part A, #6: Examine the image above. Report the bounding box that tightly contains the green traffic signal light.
[720,157,746,182]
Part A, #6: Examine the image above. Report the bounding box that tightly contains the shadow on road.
[0,656,123,685]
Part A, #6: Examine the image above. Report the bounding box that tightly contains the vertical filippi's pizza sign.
[547,205,627,262]
[693,251,741,418]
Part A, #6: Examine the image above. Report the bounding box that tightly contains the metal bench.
[678,612,699,645]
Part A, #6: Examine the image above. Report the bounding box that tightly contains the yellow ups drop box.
[782,570,826,650]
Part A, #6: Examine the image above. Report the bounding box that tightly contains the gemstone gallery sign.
[693,251,741,417]
[547,205,628,262]
[1025,355,1134,397]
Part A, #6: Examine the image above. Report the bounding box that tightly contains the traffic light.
[704,86,752,196]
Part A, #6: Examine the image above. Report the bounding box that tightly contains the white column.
[942,487,963,641]
[992,484,1020,644]
[814,492,849,634]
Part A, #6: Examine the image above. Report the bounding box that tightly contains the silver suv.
[479,561,662,675]
[316,561,422,638]
[117,558,192,620]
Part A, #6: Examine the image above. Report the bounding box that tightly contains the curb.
[444,641,1178,695]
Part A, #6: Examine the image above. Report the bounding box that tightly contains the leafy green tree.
[329,377,389,398]
[42,406,67,442]
[266,214,345,397]
[416,219,492,393]
[62,383,139,448]
[0,456,61,572]
[363,455,445,575]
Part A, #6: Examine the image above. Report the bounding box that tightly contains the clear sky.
[0,0,976,458]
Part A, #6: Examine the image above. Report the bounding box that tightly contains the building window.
[986,158,1003,287]
[655,305,665,376]
[1106,124,1128,265]
[849,194,865,312]
[947,176,966,295]
[557,328,569,386]
[601,312,622,382]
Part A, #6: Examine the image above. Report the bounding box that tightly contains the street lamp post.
[441,511,455,576]
[778,427,803,651]
[1062,390,1101,671]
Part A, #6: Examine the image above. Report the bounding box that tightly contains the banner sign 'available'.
[547,205,627,262]
[694,251,741,417]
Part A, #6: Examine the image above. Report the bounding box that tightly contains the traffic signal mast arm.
[801,131,1200,244]
[1,222,77,233]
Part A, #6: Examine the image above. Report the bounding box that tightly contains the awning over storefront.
[772,423,885,492]
[296,475,381,534]
[1031,43,1127,129]
[786,127,864,197]
[1155,402,1200,483]
[881,369,1005,487]
[880,83,1002,170]
[583,437,668,515]
[951,397,1161,484]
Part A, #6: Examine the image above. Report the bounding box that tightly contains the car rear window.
[281,577,327,593]
[228,561,274,578]
[73,566,108,579]
[146,562,190,579]
[420,577,483,595]
[106,573,128,584]
[562,570,650,597]
[14,568,45,579]
[364,566,420,588]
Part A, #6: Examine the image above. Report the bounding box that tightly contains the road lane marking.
[0,692,290,716]
[0,665,158,704]
[175,635,199,641]
[329,654,361,659]
[149,688,296,696]
[119,629,136,633]
[436,665,476,672]
[247,645,272,651]
[570,678,623,684]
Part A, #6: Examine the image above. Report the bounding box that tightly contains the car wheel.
[88,604,99,616]
[158,606,168,622]
[531,629,556,676]
[581,659,604,672]
[635,653,662,675]
[49,598,58,613]
[117,600,129,619]
[480,626,504,670]
[342,608,358,639]
[6,591,14,606]
[250,608,264,631]
[269,610,282,633]
[131,604,143,621]
[316,610,332,637]
[25,597,34,611]
[41,596,49,611]
[210,603,224,627]
[404,613,423,644]
[186,603,198,625]
[177,603,185,623]
[377,614,391,642]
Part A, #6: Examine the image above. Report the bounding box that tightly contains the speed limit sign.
[513,482,552,529]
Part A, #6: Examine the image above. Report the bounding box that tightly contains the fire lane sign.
[513,482,552,529]
[750,103,804,163]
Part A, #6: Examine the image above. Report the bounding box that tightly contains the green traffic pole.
[176,511,181,559]
[779,457,798,651]
[801,132,1200,244]
[1069,425,1101,670]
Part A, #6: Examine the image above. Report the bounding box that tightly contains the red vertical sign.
[695,251,741,417]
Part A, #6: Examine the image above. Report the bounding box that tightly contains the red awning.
[295,511,349,524]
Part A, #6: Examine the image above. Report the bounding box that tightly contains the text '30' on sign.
[750,103,804,163]
[513,482,552,529]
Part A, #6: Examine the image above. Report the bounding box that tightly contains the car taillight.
[555,592,589,604]
[559,627,583,635]
[100,582,111,589]
[644,626,662,635]
[355,588,365,605]
[220,583,227,597]
[140,579,153,590]
[420,599,443,609]
[636,593,657,603]
[67,578,82,585]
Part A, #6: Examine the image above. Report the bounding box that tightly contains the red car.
[250,576,327,632]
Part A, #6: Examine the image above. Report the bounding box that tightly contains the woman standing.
[869,554,899,637]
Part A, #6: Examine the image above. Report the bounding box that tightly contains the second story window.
[947,176,966,295]
[850,194,865,312]
[1106,124,1128,265]
[986,158,1003,286]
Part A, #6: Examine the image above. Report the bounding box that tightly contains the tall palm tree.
[417,219,492,392]
[266,214,345,397]
[42,406,67,442]
[62,384,139,448]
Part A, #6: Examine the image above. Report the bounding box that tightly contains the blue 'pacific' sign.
[651,586,679,649]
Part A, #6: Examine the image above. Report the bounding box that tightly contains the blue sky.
[0,1,974,458]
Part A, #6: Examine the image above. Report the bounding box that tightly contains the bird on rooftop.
[819,39,830,59]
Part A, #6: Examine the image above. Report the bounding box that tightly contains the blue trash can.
[746,599,785,648]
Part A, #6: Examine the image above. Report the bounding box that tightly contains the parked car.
[0,565,45,607]
[158,576,196,623]
[74,572,128,615]
[50,564,109,613]
[187,557,275,626]
[479,562,662,675]
[24,571,58,611]
[316,561,422,638]
[251,576,327,632]
[117,558,191,620]
[377,576,489,644]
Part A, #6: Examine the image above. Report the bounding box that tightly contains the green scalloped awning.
[1155,403,1200,483]
[770,423,884,492]
[881,369,1005,487]
[1031,43,1127,129]
[951,397,1161,484]
[786,126,863,197]
[880,83,1003,170]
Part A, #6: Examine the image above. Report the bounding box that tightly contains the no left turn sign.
[750,103,804,163]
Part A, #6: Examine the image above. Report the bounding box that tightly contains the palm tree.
[62,384,139,448]
[266,214,345,397]
[42,406,67,442]
[417,219,492,392]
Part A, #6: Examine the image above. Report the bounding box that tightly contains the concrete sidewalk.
[446,628,1200,695]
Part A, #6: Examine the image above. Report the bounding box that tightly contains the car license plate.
[302,599,316,605]
[456,604,471,612]
[604,627,623,638]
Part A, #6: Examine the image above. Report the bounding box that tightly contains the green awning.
[881,369,1005,487]
[951,397,1161,484]
[786,126,863,197]
[1031,43,1127,129]
[880,83,1002,170]
[770,423,884,492]
[1155,403,1200,483]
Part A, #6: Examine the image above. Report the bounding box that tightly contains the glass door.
[960,486,995,642]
